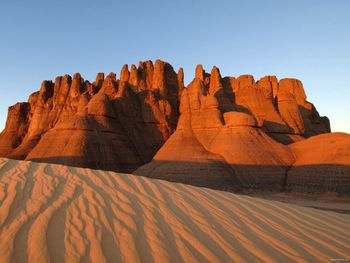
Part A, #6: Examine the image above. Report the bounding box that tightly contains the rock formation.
[135,77,295,190]
[135,63,338,192]
[0,60,182,172]
[1,60,343,193]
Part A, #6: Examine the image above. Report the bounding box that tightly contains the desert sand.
[0,158,349,262]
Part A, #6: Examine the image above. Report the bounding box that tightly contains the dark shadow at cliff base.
[134,160,350,195]
[15,157,350,195]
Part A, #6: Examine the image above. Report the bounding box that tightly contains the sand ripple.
[0,158,349,262]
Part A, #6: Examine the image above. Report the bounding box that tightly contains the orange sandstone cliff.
[2,60,347,193]
[0,60,181,172]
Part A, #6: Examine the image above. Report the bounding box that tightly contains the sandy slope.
[0,158,349,263]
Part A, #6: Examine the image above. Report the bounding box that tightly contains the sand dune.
[0,158,349,262]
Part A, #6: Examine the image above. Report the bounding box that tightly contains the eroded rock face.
[0,103,31,157]
[0,61,334,190]
[135,78,295,190]
[135,64,335,192]
[0,60,181,172]
[222,75,330,143]
[277,78,331,137]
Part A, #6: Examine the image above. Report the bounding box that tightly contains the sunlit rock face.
[1,60,336,192]
[134,64,338,192]
[135,77,296,190]
[0,60,182,172]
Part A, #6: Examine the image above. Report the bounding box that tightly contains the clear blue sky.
[0,0,349,133]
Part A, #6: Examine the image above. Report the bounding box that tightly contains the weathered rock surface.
[135,78,296,190]
[0,103,31,157]
[136,69,346,192]
[135,64,343,193]
[1,60,342,193]
[0,60,181,172]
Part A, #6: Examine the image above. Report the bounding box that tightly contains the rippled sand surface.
[0,158,349,262]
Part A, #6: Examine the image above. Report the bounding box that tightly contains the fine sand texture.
[0,158,349,263]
